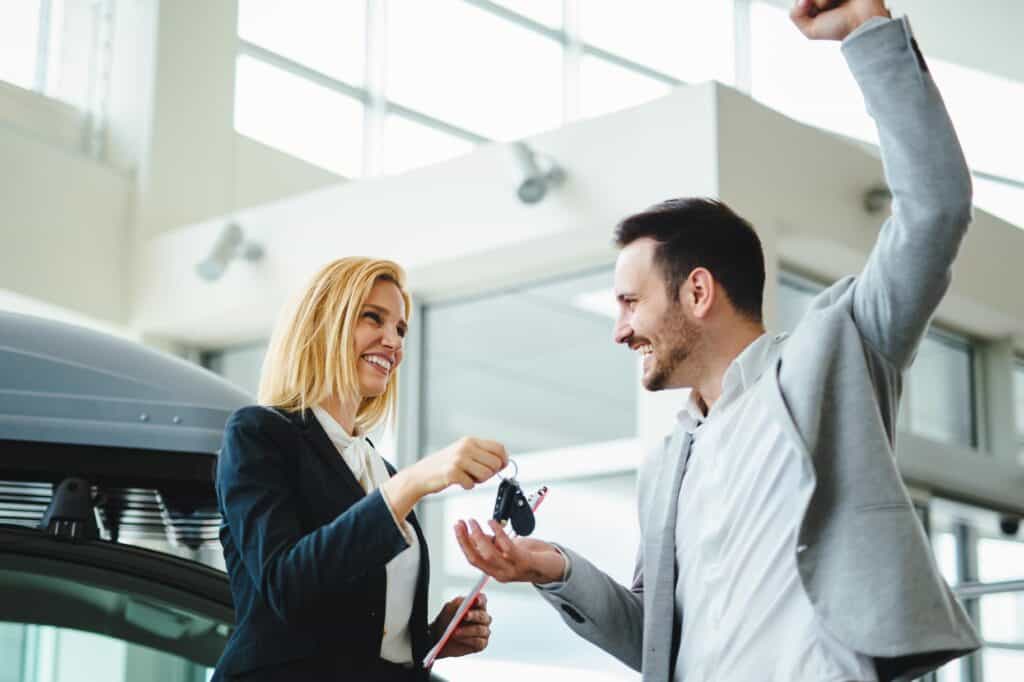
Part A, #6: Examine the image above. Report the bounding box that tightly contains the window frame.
[233,0,688,178]
[1014,355,1024,457]
[777,267,980,450]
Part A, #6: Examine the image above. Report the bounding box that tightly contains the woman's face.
[353,279,407,398]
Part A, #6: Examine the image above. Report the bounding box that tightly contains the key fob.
[507,484,535,536]
[493,477,536,536]
[493,478,517,522]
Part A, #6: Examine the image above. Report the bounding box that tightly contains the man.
[454,1,981,680]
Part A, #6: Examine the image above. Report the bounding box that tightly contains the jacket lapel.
[287,408,367,500]
[643,424,691,680]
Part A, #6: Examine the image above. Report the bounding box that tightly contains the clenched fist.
[790,0,890,41]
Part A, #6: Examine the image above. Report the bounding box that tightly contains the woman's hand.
[414,437,509,494]
[430,593,492,659]
[381,437,508,521]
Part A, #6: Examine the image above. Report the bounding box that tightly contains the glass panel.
[202,342,267,398]
[935,658,963,682]
[0,621,26,682]
[0,623,213,682]
[933,530,959,586]
[238,0,365,85]
[979,592,1024,645]
[234,54,364,177]
[422,269,636,455]
[378,114,475,175]
[428,473,639,681]
[775,271,822,334]
[978,536,1024,583]
[977,537,1024,650]
[930,59,1024,188]
[42,0,100,109]
[750,1,876,144]
[0,0,42,90]
[984,649,1024,680]
[777,271,976,447]
[0,564,227,679]
[580,0,734,84]
[489,0,562,29]
[974,176,1024,233]
[902,331,975,448]
[579,55,673,120]
[387,0,562,140]
[936,662,963,682]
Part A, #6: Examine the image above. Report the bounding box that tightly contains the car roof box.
[0,311,251,532]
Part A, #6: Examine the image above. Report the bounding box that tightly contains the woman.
[213,257,507,681]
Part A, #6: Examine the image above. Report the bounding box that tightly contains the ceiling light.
[195,222,264,282]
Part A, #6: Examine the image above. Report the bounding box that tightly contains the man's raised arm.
[794,0,973,368]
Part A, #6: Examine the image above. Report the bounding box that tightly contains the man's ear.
[686,268,715,319]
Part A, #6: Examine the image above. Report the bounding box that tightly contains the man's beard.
[643,305,699,392]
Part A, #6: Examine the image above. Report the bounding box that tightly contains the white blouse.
[311,407,420,665]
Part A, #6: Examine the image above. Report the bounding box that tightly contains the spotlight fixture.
[509,141,566,205]
[195,221,264,282]
[862,185,892,214]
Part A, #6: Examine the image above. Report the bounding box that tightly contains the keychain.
[492,460,536,536]
[423,467,549,669]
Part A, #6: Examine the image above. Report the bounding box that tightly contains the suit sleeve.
[217,408,410,627]
[843,17,972,369]
[534,543,645,671]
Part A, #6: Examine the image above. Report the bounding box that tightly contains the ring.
[499,459,519,481]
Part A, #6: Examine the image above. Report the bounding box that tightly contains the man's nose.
[613,319,632,345]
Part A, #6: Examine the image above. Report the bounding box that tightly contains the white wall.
[716,86,1024,341]
[0,81,83,151]
[0,0,341,328]
[234,135,340,210]
[0,113,131,323]
[134,79,1024,348]
[133,83,721,347]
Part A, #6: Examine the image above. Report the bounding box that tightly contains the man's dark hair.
[613,198,765,322]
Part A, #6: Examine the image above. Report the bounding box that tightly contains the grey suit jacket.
[538,17,981,682]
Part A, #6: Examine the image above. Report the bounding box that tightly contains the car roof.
[0,310,251,455]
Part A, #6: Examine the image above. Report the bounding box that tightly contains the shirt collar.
[676,332,787,426]
[720,332,780,403]
[676,389,705,432]
[311,406,369,478]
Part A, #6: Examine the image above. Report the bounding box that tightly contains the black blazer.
[212,406,431,681]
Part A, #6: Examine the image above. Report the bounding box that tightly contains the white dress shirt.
[311,407,420,665]
[673,334,877,682]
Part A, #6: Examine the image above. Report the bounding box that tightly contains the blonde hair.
[258,257,412,435]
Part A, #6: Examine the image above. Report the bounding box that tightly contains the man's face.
[613,238,700,391]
